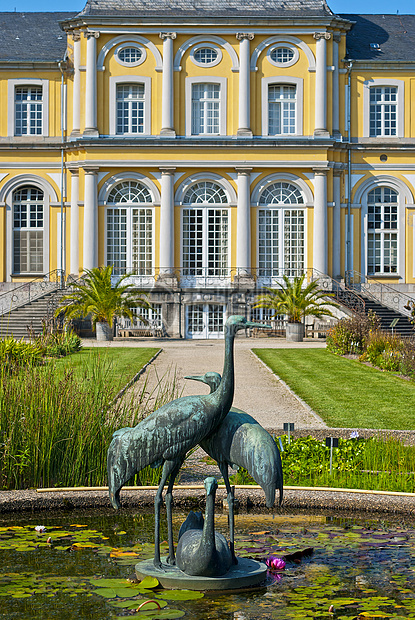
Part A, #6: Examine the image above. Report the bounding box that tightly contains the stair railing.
[308,268,366,314]
[345,270,415,318]
[0,270,64,318]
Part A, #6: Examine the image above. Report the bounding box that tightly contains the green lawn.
[253,348,415,430]
[54,347,160,392]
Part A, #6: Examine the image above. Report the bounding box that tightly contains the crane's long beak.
[244,321,272,330]
[184,375,205,382]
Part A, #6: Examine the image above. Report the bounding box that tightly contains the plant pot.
[96,321,113,341]
[285,322,304,342]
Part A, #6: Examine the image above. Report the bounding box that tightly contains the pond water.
[1,508,415,620]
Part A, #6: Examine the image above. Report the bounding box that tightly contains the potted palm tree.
[254,274,338,342]
[55,266,152,341]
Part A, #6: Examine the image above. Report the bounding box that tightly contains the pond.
[1,508,415,620]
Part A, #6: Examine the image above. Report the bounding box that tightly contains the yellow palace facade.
[0,1,414,337]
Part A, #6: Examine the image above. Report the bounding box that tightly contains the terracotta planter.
[96,321,113,341]
[285,322,304,342]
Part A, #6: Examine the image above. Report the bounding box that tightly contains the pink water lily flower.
[265,555,286,570]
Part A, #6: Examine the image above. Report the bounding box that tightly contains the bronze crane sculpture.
[175,477,233,577]
[185,371,283,563]
[107,315,270,569]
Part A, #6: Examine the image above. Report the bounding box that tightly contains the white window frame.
[109,76,151,136]
[105,205,155,276]
[261,76,303,136]
[114,43,146,67]
[8,79,49,137]
[365,187,399,276]
[267,44,299,68]
[190,43,222,68]
[185,76,227,137]
[363,79,404,138]
[12,186,45,275]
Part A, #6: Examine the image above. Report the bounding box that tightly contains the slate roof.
[0,12,76,62]
[341,14,415,61]
[77,0,334,18]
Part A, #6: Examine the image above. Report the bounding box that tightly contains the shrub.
[0,337,43,373]
[326,310,381,355]
[35,326,82,358]
[400,339,415,379]
[361,331,404,372]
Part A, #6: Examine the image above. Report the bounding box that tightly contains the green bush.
[0,337,43,373]
[326,310,380,355]
[362,331,403,372]
[230,435,415,493]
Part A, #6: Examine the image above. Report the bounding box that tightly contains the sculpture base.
[135,556,267,591]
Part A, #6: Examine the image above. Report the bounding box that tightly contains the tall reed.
[0,354,179,489]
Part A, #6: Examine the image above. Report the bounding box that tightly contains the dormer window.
[268,44,299,68]
[115,44,146,67]
[190,44,222,68]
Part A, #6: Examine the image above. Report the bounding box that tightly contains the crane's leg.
[220,463,238,565]
[165,459,183,566]
[154,460,175,570]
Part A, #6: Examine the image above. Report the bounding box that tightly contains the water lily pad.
[138,576,159,589]
[110,599,168,609]
[92,587,139,599]
[118,610,185,619]
[154,589,204,601]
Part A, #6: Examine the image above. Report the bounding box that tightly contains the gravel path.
[86,336,327,431]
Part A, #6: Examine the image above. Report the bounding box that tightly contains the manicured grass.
[54,347,160,392]
[253,348,415,430]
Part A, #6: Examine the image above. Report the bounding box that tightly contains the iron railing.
[0,270,64,318]
[345,270,415,318]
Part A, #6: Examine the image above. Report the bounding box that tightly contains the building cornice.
[0,61,62,71]
[346,60,415,71]
[60,16,352,32]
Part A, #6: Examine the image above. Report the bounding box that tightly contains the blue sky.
[2,0,415,12]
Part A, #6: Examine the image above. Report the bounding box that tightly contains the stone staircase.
[336,290,414,338]
[0,288,66,340]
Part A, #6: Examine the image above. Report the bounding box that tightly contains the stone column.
[332,33,341,137]
[236,167,252,276]
[84,31,99,137]
[69,168,80,276]
[313,32,331,137]
[83,167,99,270]
[236,33,254,137]
[159,167,176,276]
[332,171,342,278]
[313,169,328,275]
[159,33,176,137]
[71,32,81,137]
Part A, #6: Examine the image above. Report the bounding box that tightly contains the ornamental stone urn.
[285,322,304,342]
[96,321,113,341]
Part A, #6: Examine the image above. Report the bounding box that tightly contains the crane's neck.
[213,325,235,419]
[200,489,216,555]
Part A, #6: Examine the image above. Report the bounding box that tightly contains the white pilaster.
[159,167,176,274]
[313,32,331,137]
[84,31,99,137]
[160,33,176,137]
[83,167,99,270]
[236,33,254,138]
[332,171,341,278]
[332,33,341,137]
[313,169,328,275]
[70,169,80,276]
[71,32,81,137]
[236,167,252,275]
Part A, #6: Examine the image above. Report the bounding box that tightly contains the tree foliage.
[253,274,338,324]
[55,265,152,328]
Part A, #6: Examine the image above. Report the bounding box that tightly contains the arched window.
[13,185,44,273]
[258,181,305,279]
[182,181,229,279]
[183,181,228,204]
[106,181,153,276]
[367,187,398,274]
